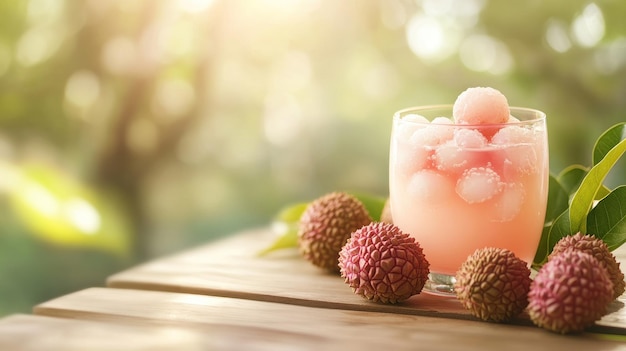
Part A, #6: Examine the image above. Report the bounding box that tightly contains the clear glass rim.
[393,104,546,127]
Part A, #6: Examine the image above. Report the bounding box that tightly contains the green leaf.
[586,185,626,251]
[596,184,612,200]
[548,209,572,249]
[274,202,309,223]
[536,123,626,266]
[593,122,626,165]
[569,137,626,234]
[544,174,568,225]
[557,165,588,196]
[534,208,572,266]
[557,164,610,200]
[256,227,299,256]
[257,202,307,256]
[532,224,554,268]
[352,193,386,221]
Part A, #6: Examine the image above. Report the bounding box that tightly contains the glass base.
[423,272,457,297]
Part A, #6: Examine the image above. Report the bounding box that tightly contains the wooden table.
[1,228,625,350]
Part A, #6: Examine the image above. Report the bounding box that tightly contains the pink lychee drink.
[389,88,548,296]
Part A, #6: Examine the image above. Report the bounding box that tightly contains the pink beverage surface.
[389,118,549,275]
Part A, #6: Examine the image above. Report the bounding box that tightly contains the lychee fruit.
[452,87,510,125]
[338,222,429,303]
[549,232,625,299]
[454,247,531,322]
[528,250,613,334]
[298,192,372,272]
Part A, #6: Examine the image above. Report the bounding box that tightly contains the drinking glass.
[389,105,548,296]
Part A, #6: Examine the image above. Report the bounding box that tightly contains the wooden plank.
[0,313,327,351]
[33,288,626,350]
[107,228,626,334]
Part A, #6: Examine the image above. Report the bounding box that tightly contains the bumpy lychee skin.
[528,250,613,334]
[338,222,429,304]
[454,247,531,322]
[298,192,372,272]
[549,232,625,299]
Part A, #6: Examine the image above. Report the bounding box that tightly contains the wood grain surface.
[33,288,626,351]
[107,228,626,335]
[0,313,327,351]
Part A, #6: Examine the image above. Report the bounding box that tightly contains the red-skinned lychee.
[528,250,613,334]
[549,232,625,299]
[338,222,429,304]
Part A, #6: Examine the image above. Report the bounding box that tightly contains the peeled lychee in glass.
[453,87,510,125]
[456,167,503,204]
[410,117,454,148]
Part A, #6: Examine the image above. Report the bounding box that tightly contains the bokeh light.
[16,25,62,66]
[152,78,196,120]
[102,37,138,76]
[406,14,460,62]
[459,34,513,74]
[571,3,604,48]
[546,19,572,53]
[65,71,102,110]
[593,38,626,75]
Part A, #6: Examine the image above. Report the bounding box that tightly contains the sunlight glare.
[23,182,59,218]
[406,15,445,61]
[407,0,485,63]
[178,0,214,14]
[64,198,101,235]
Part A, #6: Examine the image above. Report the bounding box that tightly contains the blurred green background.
[1,0,625,316]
